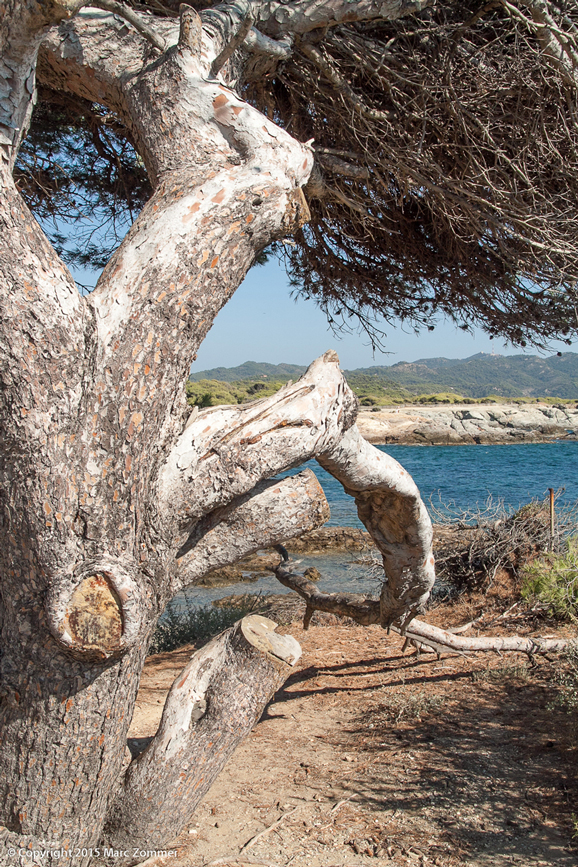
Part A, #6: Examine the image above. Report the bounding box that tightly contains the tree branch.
[499,0,578,87]
[211,6,255,76]
[40,14,313,517]
[91,0,167,52]
[274,563,576,655]
[158,351,357,529]
[243,26,294,58]
[162,353,435,630]
[173,469,330,593]
[253,0,434,40]
[0,12,90,536]
[105,615,301,856]
[317,425,435,630]
[299,42,395,124]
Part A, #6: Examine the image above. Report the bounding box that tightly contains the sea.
[168,441,578,611]
[281,441,578,528]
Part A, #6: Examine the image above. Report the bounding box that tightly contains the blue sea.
[283,441,578,528]
[166,441,578,611]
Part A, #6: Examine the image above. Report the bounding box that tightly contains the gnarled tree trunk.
[2,2,571,865]
[0,2,436,863]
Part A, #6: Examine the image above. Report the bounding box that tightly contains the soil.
[129,587,577,867]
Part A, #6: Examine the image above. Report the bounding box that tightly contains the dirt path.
[129,615,577,867]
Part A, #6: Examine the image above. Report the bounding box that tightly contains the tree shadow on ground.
[336,659,578,865]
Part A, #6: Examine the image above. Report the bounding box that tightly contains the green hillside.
[187,352,578,407]
[357,352,578,398]
[189,361,308,383]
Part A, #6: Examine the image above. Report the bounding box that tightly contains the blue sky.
[69,253,577,372]
[188,258,578,372]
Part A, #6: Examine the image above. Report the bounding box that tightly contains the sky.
[69,248,577,373]
[187,258,578,373]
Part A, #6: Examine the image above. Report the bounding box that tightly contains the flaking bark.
[1,1,574,863]
[104,615,300,860]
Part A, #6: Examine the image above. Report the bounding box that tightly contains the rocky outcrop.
[283,526,370,553]
[357,403,578,445]
[196,528,372,587]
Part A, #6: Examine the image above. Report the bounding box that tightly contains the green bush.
[521,539,578,621]
[148,592,261,655]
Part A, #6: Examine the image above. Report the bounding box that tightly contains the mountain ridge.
[190,352,578,399]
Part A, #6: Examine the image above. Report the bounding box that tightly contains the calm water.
[281,441,578,528]
[167,442,578,612]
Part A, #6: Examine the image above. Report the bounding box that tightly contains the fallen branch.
[240,806,300,852]
[274,562,576,657]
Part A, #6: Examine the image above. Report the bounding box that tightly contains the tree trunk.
[104,615,300,861]
[4,1,566,864]
[0,5,316,862]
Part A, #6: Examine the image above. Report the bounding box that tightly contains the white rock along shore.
[356,403,578,445]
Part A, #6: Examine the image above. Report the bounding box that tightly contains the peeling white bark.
[401,617,575,655]
[106,615,300,856]
[159,351,356,525]
[318,426,435,629]
[162,352,435,630]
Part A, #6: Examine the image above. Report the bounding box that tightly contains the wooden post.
[549,487,555,551]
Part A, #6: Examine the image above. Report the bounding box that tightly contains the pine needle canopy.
[19,0,578,346]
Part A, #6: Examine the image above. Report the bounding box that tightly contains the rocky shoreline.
[195,527,372,587]
[356,402,578,445]
[198,526,468,589]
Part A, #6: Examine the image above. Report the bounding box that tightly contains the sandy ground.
[128,597,578,867]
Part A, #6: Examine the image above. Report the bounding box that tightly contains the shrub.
[521,540,578,621]
[148,591,262,655]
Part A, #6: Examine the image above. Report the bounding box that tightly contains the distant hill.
[190,352,578,400]
[189,361,308,382]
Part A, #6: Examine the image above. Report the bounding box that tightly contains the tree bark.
[1,1,572,864]
[103,615,300,860]
[0,4,315,862]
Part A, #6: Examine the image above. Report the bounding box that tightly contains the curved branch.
[0,12,88,469]
[243,26,294,58]
[40,14,313,503]
[173,469,330,593]
[158,351,357,528]
[318,425,435,630]
[162,352,435,629]
[402,617,574,656]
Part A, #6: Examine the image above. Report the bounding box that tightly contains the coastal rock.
[284,526,370,553]
[357,403,578,445]
[196,528,372,589]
